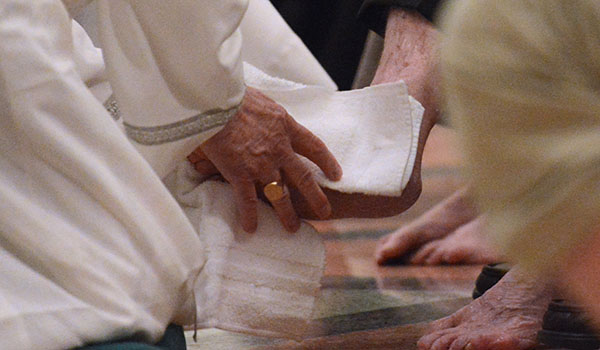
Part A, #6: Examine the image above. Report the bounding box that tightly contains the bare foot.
[417,268,552,350]
[376,187,477,265]
[409,217,503,265]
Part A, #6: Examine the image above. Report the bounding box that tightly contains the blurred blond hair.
[440,0,600,274]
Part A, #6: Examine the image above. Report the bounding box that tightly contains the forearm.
[373,9,437,84]
[372,8,440,125]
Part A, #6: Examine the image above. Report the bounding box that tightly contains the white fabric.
[62,0,93,17]
[0,1,205,349]
[71,20,112,102]
[96,0,248,178]
[73,0,337,91]
[165,167,325,340]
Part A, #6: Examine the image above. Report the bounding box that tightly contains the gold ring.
[464,343,474,350]
[263,181,285,202]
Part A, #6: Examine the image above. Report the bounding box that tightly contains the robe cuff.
[103,95,241,178]
[123,105,239,146]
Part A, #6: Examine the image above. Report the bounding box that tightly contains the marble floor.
[186,126,484,349]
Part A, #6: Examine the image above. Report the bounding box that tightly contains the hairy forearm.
[373,8,437,84]
[372,8,441,125]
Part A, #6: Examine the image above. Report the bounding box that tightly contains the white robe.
[0,0,248,349]
[0,0,342,348]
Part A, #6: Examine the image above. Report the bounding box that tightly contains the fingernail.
[332,165,343,181]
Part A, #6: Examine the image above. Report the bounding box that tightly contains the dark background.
[269,0,369,90]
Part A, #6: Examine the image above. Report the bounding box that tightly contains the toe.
[448,336,470,350]
[443,246,469,264]
[411,241,438,264]
[487,333,536,350]
[375,242,398,264]
[425,247,447,265]
[420,325,458,345]
[427,317,455,333]
[430,332,460,350]
[418,331,444,350]
[376,231,417,264]
[375,238,397,264]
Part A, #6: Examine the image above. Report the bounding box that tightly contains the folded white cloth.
[166,65,424,339]
[244,63,424,195]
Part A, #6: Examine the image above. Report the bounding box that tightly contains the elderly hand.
[372,9,440,124]
[188,87,342,233]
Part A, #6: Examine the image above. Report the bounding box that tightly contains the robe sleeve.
[96,0,248,178]
[358,0,444,36]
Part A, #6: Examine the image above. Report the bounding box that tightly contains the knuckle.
[295,169,314,188]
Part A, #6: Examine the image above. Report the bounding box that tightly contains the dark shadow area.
[270,0,369,90]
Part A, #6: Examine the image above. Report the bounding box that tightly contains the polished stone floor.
[186,126,484,349]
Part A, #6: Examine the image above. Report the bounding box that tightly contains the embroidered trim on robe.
[124,105,239,145]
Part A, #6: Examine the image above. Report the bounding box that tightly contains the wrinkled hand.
[188,87,342,233]
[372,9,441,123]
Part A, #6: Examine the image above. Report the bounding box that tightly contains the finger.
[187,147,209,163]
[232,180,258,233]
[281,155,331,219]
[267,184,301,233]
[287,119,342,181]
[192,159,219,176]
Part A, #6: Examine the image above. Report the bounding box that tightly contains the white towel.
[166,64,424,339]
[167,167,325,339]
[244,63,424,195]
